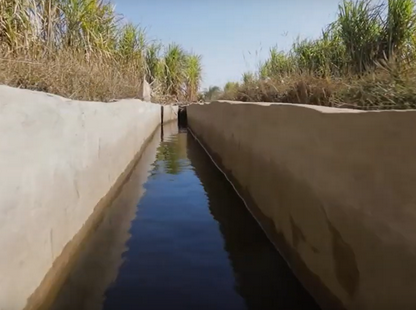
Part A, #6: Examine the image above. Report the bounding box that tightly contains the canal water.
[49,122,320,310]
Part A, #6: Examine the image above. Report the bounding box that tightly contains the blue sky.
[113,0,341,90]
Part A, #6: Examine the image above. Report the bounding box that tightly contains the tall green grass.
[0,0,202,102]
[221,0,416,109]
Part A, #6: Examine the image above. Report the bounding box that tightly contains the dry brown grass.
[219,0,416,110]
[333,65,416,110]
[0,0,202,103]
[221,67,416,110]
[221,75,342,106]
[0,50,145,102]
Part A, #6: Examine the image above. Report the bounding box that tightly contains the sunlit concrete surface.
[0,86,177,310]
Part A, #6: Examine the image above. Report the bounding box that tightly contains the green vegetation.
[0,0,202,102]
[202,86,222,101]
[220,0,416,110]
[3,0,416,109]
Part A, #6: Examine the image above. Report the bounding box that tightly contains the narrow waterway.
[50,122,320,310]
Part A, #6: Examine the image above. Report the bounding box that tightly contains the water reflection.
[49,125,319,310]
[101,132,247,310]
[186,134,320,310]
[49,123,178,310]
[153,132,187,176]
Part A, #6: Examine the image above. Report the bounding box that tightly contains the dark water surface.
[50,124,320,310]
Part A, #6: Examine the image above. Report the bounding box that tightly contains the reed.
[221,0,416,109]
[0,0,202,102]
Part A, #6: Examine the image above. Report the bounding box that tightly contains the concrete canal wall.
[188,101,416,310]
[0,86,177,310]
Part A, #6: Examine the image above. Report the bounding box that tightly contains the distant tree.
[203,85,222,101]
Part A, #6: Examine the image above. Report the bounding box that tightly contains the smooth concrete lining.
[0,86,177,310]
[188,100,416,310]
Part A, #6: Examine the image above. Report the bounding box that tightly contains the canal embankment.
[0,86,177,310]
[188,100,416,310]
